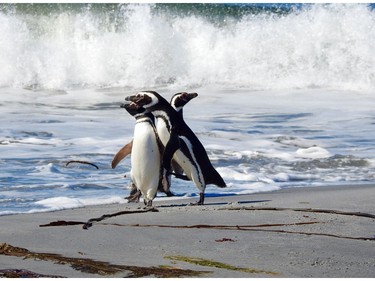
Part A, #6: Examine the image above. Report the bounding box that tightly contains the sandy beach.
[1,184,374,278]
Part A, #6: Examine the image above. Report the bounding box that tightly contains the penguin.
[112,92,197,202]
[112,92,197,170]
[120,101,162,207]
[166,92,198,178]
[125,91,226,205]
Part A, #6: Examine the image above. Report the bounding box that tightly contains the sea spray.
[0,3,374,91]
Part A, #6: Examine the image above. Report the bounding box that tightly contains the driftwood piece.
[66,160,99,169]
[82,208,158,229]
[39,208,159,229]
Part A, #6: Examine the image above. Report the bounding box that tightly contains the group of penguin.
[111,91,226,207]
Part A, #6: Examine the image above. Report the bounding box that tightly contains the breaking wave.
[0,3,374,91]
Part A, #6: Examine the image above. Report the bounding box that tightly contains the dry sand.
[1,184,374,278]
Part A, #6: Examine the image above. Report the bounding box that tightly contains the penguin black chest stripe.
[154,110,171,132]
[135,119,153,125]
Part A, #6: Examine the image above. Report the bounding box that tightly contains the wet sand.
[1,184,374,278]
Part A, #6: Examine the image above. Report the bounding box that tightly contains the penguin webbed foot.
[190,192,205,206]
[126,195,140,203]
[165,191,175,197]
[125,187,141,203]
[143,199,155,210]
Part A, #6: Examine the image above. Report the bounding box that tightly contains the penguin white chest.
[156,116,170,146]
[131,122,160,201]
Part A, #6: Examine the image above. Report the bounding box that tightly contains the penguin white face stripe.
[170,95,181,111]
[139,92,159,109]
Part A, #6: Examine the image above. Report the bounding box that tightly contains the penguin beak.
[128,102,139,110]
[183,92,198,102]
[189,92,198,99]
[124,96,134,102]
[123,93,144,109]
[120,99,132,109]
[121,102,139,110]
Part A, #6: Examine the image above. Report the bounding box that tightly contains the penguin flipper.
[171,159,184,176]
[111,140,133,168]
[160,135,179,193]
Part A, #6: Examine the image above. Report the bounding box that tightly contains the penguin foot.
[165,191,175,197]
[189,201,203,206]
[127,197,140,203]
[126,190,141,203]
[143,200,154,210]
[144,199,153,207]
[190,192,204,205]
[126,184,141,202]
[143,206,156,210]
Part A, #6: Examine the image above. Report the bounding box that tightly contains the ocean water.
[1,3,375,215]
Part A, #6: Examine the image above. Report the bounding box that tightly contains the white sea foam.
[0,4,374,91]
[295,146,332,159]
[34,196,126,211]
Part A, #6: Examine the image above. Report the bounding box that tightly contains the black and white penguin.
[112,92,198,201]
[120,102,162,207]
[168,92,198,178]
[125,91,226,205]
[112,92,197,169]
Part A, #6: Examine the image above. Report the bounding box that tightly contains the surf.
[0,3,374,91]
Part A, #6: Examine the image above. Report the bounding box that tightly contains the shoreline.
[2,182,374,218]
[1,184,374,277]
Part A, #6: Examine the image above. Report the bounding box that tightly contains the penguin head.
[170,92,198,112]
[125,91,167,110]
